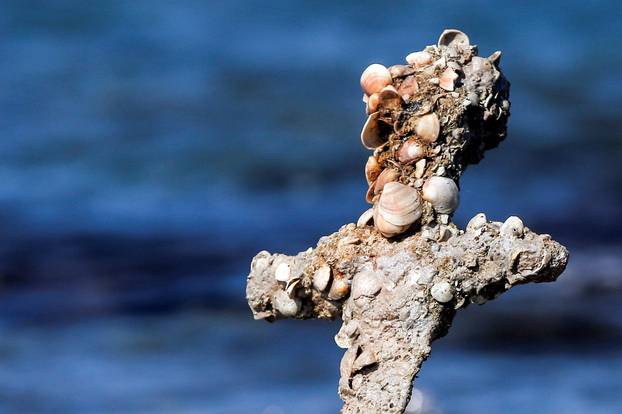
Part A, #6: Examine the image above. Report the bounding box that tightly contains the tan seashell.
[361,112,390,150]
[365,156,381,184]
[397,138,426,164]
[360,64,392,95]
[356,208,374,228]
[415,113,440,143]
[422,176,460,214]
[313,265,332,291]
[439,67,459,91]
[437,29,470,48]
[351,270,382,299]
[405,51,433,68]
[377,86,402,111]
[396,76,419,100]
[414,159,426,178]
[365,182,376,204]
[366,93,380,114]
[373,168,400,195]
[374,182,423,237]
[328,278,350,300]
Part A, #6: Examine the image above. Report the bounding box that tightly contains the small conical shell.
[438,29,470,48]
[360,64,392,95]
[365,156,381,184]
[422,176,460,214]
[415,113,440,143]
[405,51,433,68]
[397,139,426,164]
[361,112,390,150]
[373,168,400,195]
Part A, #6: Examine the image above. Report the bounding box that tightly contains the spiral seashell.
[365,156,381,184]
[374,182,423,237]
[405,51,433,68]
[415,113,440,143]
[373,168,400,195]
[361,112,390,150]
[360,64,392,95]
[437,29,470,48]
[422,176,460,214]
[500,216,524,238]
[397,139,426,164]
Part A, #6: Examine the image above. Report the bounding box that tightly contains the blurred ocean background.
[0,1,621,413]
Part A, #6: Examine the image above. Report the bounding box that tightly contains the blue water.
[0,1,621,412]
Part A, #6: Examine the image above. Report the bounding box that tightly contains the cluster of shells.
[357,29,510,238]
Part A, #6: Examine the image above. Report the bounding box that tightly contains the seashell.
[414,159,426,178]
[396,76,419,100]
[366,93,380,114]
[373,168,400,195]
[351,270,382,299]
[422,176,460,214]
[365,156,381,184]
[437,29,470,48]
[439,68,459,91]
[374,182,423,238]
[488,50,502,66]
[356,208,374,228]
[397,139,426,164]
[466,213,487,232]
[361,112,390,150]
[360,64,392,95]
[286,278,301,297]
[415,113,440,143]
[334,321,359,349]
[273,290,300,317]
[274,262,291,282]
[328,278,350,300]
[377,86,402,111]
[352,348,377,372]
[405,51,433,68]
[365,182,376,204]
[313,265,332,291]
[431,281,454,303]
[500,216,524,238]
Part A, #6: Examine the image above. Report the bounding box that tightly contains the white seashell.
[414,159,426,178]
[405,51,433,68]
[365,156,381,184]
[397,138,426,164]
[437,29,470,48]
[415,113,440,143]
[439,68,459,91]
[334,321,359,349]
[351,270,382,299]
[274,262,291,282]
[422,176,459,214]
[361,112,390,150]
[328,278,351,300]
[488,50,502,65]
[360,64,392,95]
[251,250,271,273]
[500,216,524,238]
[374,182,423,237]
[466,213,487,232]
[356,208,374,228]
[273,290,300,317]
[313,265,332,291]
[286,278,301,297]
[431,281,454,303]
